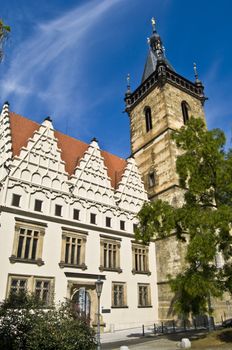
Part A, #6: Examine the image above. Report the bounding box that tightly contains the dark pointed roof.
[142,50,174,83]
[141,21,175,83]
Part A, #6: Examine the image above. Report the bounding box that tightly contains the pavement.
[101,327,232,350]
[101,327,188,349]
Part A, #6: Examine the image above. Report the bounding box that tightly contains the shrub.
[0,292,96,350]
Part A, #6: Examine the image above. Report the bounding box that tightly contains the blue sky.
[1,0,232,158]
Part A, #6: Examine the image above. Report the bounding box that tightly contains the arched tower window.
[144,106,152,132]
[181,101,190,125]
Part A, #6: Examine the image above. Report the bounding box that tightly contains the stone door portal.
[72,287,91,321]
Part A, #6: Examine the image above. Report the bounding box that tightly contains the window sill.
[111,305,128,309]
[138,305,153,308]
[132,269,151,276]
[9,256,44,266]
[59,262,87,270]
[99,266,122,273]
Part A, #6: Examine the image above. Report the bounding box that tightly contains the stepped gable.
[8,112,126,188]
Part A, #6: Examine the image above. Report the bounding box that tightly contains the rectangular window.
[100,238,121,272]
[148,172,155,187]
[133,224,138,233]
[11,194,21,207]
[35,279,51,305]
[34,199,43,212]
[65,236,82,265]
[10,221,45,265]
[73,209,80,221]
[132,243,149,274]
[138,284,151,307]
[112,282,126,307]
[104,242,117,268]
[7,275,54,306]
[120,220,125,231]
[106,217,111,228]
[90,213,96,224]
[10,278,27,294]
[60,231,87,269]
[17,228,39,260]
[55,204,62,217]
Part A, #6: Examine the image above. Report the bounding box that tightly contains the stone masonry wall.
[129,81,206,320]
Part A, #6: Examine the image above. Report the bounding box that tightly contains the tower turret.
[125,19,208,320]
[125,19,206,203]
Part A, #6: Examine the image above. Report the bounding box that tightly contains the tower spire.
[149,18,164,60]
[141,18,174,83]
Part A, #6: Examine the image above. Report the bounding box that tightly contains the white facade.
[0,102,158,331]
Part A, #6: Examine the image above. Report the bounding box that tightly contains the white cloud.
[0,0,121,121]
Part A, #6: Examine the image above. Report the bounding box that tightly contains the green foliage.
[0,19,10,61]
[136,117,232,316]
[0,292,96,350]
[135,200,176,243]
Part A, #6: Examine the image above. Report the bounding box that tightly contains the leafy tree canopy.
[136,117,232,316]
[0,19,10,61]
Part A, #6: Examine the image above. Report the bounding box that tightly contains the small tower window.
[181,101,190,125]
[148,171,156,188]
[144,107,152,132]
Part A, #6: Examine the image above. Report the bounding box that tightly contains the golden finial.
[151,17,156,32]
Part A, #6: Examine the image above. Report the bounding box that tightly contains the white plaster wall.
[0,111,157,331]
[0,209,158,331]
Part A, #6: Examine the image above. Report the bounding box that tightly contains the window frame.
[111,282,128,308]
[105,217,111,228]
[132,242,150,275]
[120,220,125,231]
[11,193,21,207]
[99,236,122,273]
[7,274,54,307]
[73,209,80,221]
[59,229,87,270]
[138,283,152,308]
[144,106,153,132]
[10,221,45,266]
[90,213,96,225]
[55,204,62,217]
[181,101,190,125]
[148,171,156,188]
[34,199,43,212]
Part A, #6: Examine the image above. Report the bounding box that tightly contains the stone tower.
[125,19,207,319]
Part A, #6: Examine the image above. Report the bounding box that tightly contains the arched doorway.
[72,288,91,321]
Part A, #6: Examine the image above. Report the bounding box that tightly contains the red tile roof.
[9,112,126,189]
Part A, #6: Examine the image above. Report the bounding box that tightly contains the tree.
[136,117,232,316]
[0,19,10,61]
[0,291,96,350]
